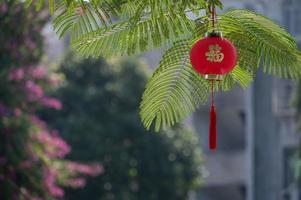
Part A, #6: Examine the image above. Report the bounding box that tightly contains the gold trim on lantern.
[205,31,223,38]
[204,74,223,81]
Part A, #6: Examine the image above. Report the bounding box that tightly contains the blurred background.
[1,0,301,200]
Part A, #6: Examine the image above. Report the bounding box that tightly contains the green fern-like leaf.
[52,1,117,40]
[72,12,194,57]
[140,39,209,131]
[221,9,301,79]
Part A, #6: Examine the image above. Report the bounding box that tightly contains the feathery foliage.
[72,12,194,57]
[27,1,301,131]
[221,9,301,79]
[140,39,209,131]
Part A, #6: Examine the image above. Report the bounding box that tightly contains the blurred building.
[193,0,301,200]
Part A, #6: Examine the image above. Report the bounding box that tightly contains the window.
[272,79,295,115]
[283,0,301,36]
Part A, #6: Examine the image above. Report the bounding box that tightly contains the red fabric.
[190,36,237,75]
[209,105,217,150]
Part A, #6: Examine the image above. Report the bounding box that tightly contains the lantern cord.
[211,80,215,106]
[211,5,216,32]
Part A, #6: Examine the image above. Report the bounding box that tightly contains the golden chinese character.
[205,44,224,63]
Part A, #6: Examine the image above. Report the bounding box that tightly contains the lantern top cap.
[206,32,222,37]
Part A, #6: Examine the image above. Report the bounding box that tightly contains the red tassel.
[209,80,217,150]
[209,105,217,150]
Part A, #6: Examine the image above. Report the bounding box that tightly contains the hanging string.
[211,80,215,106]
[211,4,216,32]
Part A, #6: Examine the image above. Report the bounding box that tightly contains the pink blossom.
[19,160,32,169]
[0,156,7,165]
[91,164,104,176]
[8,166,16,180]
[25,37,37,50]
[14,108,22,117]
[25,80,44,100]
[31,197,43,200]
[66,178,86,188]
[66,162,104,177]
[44,168,64,197]
[20,187,29,196]
[48,75,61,87]
[9,42,17,50]
[49,133,71,158]
[31,117,70,157]
[31,153,39,162]
[44,168,56,188]
[14,4,21,12]
[30,67,46,79]
[9,68,25,81]
[0,3,8,13]
[49,131,71,158]
[31,115,47,129]
[31,116,70,157]
[35,130,70,158]
[42,97,62,110]
[35,130,49,143]
[50,186,64,197]
[0,103,8,116]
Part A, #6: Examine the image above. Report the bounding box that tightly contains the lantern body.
[190,36,237,76]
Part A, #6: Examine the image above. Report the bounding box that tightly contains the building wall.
[194,0,301,199]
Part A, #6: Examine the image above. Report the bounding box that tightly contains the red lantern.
[190,33,237,77]
[190,32,237,150]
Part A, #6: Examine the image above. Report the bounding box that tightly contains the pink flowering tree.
[0,1,103,199]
